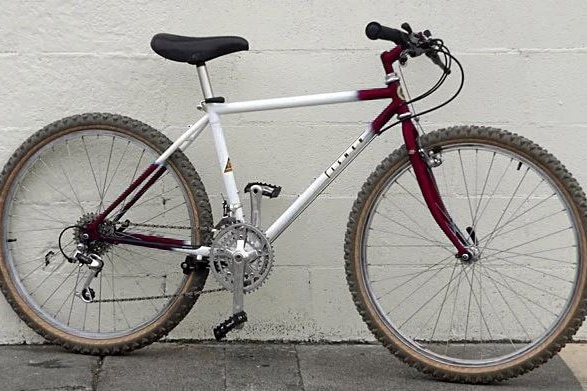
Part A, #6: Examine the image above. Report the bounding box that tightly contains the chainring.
[209,223,274,293]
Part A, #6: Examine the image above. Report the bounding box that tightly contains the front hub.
[460,246,480,264]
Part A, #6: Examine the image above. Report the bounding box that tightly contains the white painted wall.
[1,0,586,343]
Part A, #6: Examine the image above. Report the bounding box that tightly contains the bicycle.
[0,21,585,384]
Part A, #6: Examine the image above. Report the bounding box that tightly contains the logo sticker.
[224,158,233,173]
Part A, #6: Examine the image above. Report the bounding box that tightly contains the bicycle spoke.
[373,211,453,255]
[476,193,557,244]
[481,209,565,244]
[137,201,187,225]
[480,166,530,255]
[474,158,513,229]
[479,263,549,331]
[430,258,460,340]
[81,137,103,205]
[369,227,450,247]
[380,195,448,250]
[472,151,495,229]
[67,266,82,326]
[458,150,475,225]
[377,253,455,300]
[383,258,459,313]
[484,254,574,284]
[97,136,115,212]
[483,246,577,265]
[396,264,467,329]
[40,155,86,215]
[486,226,572,260]
[370,264,455,283]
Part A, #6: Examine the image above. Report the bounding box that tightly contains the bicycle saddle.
[151,34,249,65]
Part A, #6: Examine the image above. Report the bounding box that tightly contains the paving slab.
[225,344,303,391]
[297,344,455,391]
[296,344,584,391]
[0,342,584,390]
[559,344,587,389]
[97,343,225,391]
[0,345,96,391]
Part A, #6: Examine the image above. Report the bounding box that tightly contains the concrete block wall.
[1,0,586,343]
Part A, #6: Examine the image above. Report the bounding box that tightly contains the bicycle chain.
[90,220,224,303]
[93,287,226,303]
[115,220,193,231]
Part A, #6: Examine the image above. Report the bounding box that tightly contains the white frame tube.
[212,91,358,114]
[149,90,377,252]
[155,115,209,164]
[208,109,245,221]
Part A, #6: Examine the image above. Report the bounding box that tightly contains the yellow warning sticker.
[224,158,233,173]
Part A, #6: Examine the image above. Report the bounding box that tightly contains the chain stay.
[88,220,220,303]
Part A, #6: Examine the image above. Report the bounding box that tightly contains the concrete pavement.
[0,342,585,391]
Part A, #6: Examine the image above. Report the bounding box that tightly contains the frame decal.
[224,158,233,173]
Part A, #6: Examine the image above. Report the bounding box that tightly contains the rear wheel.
[345,126,587,383]
[0,113,213,354]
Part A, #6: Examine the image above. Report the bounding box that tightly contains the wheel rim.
[360,141,583,366]
[2,128,198,339]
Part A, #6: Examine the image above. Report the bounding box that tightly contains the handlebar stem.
[380,46,403,74]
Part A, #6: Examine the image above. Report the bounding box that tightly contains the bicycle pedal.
[213,311,248,340]
[244,182,281,198]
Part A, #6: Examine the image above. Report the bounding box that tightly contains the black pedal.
[213,311,248,340]
[244,182,281,198]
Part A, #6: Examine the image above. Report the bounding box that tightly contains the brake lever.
[401,22,413,34]
[426,51,451,74]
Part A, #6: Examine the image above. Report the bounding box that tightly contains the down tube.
[265,128,376,242]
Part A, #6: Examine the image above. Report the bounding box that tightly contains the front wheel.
[345,126,587,383]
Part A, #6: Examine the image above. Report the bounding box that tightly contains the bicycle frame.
[86,46,472,259]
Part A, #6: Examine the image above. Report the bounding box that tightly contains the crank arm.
[249,184,263,228]
[231,239,246,329]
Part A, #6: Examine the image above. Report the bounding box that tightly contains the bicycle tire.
[345,125,587,383]
[0,113,214,355]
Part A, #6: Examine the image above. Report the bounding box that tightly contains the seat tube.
[207,109,244,221]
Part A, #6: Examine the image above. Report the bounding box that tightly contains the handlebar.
[365,22,409,48]
[366,21,450,74]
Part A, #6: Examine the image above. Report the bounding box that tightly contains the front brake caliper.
[419,145,442,168]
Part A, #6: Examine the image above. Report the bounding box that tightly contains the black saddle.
[151,33,249,65]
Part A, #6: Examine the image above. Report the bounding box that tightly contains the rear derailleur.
[71,243,104,303]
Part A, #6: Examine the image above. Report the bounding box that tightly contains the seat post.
[196,64,214,99]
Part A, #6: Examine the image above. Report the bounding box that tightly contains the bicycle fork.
[401,117,476,261]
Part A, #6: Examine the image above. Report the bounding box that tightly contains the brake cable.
[379,40,465,134]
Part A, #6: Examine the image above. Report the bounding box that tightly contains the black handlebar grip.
[365,22,409,47]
